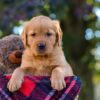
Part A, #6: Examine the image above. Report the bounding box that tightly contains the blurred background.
[0,0,100,100]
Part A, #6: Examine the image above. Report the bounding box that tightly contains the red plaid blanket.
[0,74,81,100]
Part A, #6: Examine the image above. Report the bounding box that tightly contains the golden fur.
[7,15,73,92]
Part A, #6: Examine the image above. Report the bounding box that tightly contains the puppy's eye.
[31,33,36,37]
[46,32,52,37]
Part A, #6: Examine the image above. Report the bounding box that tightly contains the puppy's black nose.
[38,43,45,50]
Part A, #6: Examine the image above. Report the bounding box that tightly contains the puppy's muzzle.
[37,43,46,52]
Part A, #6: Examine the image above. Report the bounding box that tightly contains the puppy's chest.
[32,58,53,75]
[35,59,49,68]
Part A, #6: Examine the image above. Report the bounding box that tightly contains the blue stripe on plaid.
[45,90,56,100]
[0,88,12,100]
[36,77,51,93]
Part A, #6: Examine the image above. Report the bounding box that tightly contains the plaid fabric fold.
[0,74,82,100]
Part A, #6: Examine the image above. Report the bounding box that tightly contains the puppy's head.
[21,15,63,56]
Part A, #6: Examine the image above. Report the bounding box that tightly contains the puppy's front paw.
[7,76,23,92]
[51,70,66,91]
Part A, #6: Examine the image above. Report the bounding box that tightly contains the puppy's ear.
[53,20,63,46]
[21,21,29,48]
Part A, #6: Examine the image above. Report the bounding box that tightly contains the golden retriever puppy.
[7,15,73,92]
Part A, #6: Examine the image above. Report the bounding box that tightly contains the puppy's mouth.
[37,49,46,55]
